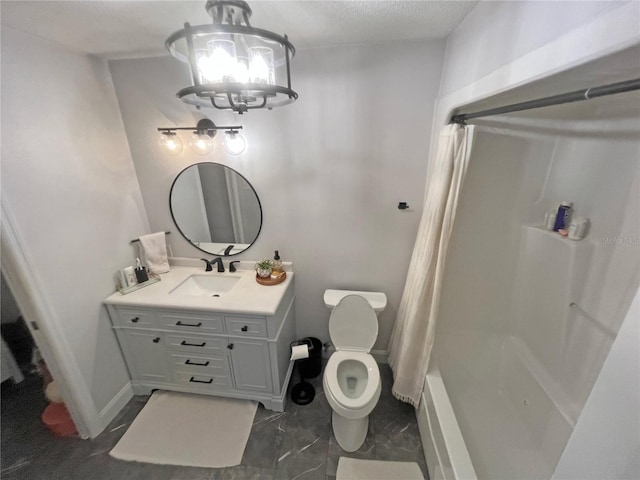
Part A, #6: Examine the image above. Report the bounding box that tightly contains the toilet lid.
[329,294,378,352]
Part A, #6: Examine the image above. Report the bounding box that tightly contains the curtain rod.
[450,77,640,125]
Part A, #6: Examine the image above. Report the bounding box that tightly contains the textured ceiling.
[1,0,477,58]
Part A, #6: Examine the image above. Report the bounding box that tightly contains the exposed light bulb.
[235,56,250,83]
[249,47,274,84]
[197,54,216,83]
[189,133,214,155]
[223,131,247,156]
[159,132,183,155]
[202,39,237,82]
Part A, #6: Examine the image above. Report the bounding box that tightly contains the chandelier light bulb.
[197,50,216,83]
[205,39,237,82]
[166,0,298,112]
[235,56,250,83]
[159,132,183,155]
[249,47,275,84]
[223,131,247,156]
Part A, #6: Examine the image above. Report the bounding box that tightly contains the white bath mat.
[337,457,424,480]
[110,391,257,468]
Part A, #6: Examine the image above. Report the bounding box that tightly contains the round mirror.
[170,163,262,256]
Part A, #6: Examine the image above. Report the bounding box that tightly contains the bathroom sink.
[170,275,240,297]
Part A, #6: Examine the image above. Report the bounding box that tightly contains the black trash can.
[297,337,323,379]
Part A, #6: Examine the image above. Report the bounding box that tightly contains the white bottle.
[568,217,589,240]
[123,266,137,287]
[118,270,128,289]
[544,206,557,230]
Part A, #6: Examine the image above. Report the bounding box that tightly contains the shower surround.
[423,116,639,479]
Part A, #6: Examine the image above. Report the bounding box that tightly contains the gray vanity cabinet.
[117,329,168,383]
[106,280,296,411]
[229,339,272,393]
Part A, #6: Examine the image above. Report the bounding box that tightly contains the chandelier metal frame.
[165,0,298,114]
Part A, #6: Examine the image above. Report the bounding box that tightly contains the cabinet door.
[118,330,168,382]
[229,339,273,393]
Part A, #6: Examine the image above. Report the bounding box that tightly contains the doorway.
[1,202,92,439]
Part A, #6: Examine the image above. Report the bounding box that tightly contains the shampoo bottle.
[553,201,572,231]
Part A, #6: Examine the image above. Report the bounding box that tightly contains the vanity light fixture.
[158,119,243,155]
[165,0,298,114]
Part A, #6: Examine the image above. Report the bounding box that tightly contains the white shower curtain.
[388,123,470,407]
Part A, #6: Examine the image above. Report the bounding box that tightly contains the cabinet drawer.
[173,371,233,390]
[159,311,224,334]
[225,315,267,338]
[165,333,227,353]
[113,307,156,328]
[169,352,230,375]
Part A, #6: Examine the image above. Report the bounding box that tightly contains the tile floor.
[2,364,428,479]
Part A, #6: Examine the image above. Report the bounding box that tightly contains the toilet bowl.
[322,291,386,452]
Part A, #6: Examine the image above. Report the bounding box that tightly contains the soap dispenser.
[272,250,284,276]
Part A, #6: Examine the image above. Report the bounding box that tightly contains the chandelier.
[165,0,298,114]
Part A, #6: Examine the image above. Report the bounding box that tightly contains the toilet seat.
[324,350,380,411]
[329,294,378,352]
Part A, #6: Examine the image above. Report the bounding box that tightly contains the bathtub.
[419,361,476,480]
[419,332,574,480]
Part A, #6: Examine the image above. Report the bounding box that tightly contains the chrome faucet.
[200,258,225,273]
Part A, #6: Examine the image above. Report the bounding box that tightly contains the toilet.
[323,289,387,452]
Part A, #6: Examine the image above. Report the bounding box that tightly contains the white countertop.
[104,266,293,316]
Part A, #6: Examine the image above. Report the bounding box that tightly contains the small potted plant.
[255,259,273,278]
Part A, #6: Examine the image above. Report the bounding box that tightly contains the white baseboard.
[371,349,389,363]
[99,382,134,435]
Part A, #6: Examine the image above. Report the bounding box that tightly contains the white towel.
[138,232,170,274]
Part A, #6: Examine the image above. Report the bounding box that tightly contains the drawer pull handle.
[189,377,213,384]
[152,337,160,343]
[181,340,206,347]
[131,317,140,323]
[185,359,210,366]
[241,325,248,332]
[176,321,202,327]
[227,343,234,350]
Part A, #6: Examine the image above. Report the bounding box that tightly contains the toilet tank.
[324,289,387,313]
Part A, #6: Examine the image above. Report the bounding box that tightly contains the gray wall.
[109,39,446,351]
[170,165,211,243]
[1,27,148,413]
[199,165,234,243]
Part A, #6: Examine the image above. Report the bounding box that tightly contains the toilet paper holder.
[290,338,314,361]
[289,338,317,406]
[290,338,315,352]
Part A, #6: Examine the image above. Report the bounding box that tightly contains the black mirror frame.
[169,162,263,256]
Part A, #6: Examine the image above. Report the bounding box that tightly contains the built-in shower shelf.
[525,226,591,247]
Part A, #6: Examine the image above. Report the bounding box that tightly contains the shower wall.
[435,112,639,477]
[440,119,639,345]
